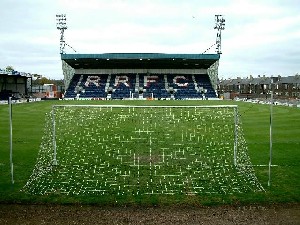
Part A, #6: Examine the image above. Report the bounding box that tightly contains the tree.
[51,79,64,86]
[6,66,14,71]
[40,77,52,85]
[32,76,52,85]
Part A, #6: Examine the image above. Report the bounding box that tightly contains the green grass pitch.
[0,100,299,205]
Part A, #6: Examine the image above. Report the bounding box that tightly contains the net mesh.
[22,105,264,195]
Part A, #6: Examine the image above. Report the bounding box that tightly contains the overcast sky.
[0,0,299,79]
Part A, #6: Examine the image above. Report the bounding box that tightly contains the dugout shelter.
[61,53,220,100]
[0,70,29,100]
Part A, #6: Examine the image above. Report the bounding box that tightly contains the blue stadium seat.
[64,73,216,99]
[64,74,108,99]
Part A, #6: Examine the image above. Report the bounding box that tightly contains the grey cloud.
[0,0,299,79]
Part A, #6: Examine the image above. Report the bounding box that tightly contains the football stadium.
[0,13,299,224]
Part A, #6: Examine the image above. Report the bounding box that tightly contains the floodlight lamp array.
[56,14,67,30]
[214,15,225,31]
[214,15,226,54]
[56,14,68,54]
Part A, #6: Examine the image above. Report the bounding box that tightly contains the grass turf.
[0,100,299,205]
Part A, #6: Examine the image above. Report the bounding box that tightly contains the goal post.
[23,104,264,195]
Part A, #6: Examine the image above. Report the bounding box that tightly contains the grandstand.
[61,53,220,100]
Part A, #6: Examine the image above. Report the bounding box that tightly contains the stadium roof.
[0,69,29,77]
[61,53,220,70]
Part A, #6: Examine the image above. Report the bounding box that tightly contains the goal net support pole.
[233,107,238,166]
[9,97,14,184]
[51,106,58,166]
[268,85,274,187]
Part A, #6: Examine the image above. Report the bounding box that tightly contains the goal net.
[22,105,264,195]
